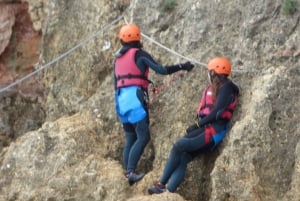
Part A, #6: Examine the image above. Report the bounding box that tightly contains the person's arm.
[135,50,194,75]
[113,60,118,90]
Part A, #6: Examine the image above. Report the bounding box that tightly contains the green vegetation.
[281,0,298,15]
[160,0,177,12]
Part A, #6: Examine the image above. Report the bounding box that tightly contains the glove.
[180,61,194,71]
[186,123,199,133]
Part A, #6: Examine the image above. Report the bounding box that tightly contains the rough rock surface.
[0,0,299,201]
[0,0,46,150]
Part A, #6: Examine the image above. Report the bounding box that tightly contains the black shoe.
[148,183,166,194]
[127,172,145,185]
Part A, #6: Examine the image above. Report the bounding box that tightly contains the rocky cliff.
[0,0,299,201]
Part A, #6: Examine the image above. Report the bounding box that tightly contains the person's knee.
[173,138,187,152]
[135,118,150,145]
[181,152,193,163]
[140,133,150,146]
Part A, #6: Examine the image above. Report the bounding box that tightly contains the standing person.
[148,57,239,194]
[114,23,194,185]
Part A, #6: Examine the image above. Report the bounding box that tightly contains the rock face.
[0,1,45,150]
[0,0,300,201]
[0,3,15,56]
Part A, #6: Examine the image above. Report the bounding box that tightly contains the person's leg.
[162,133,205,181]
[123,131,137,171]
[158,128,206,183]
[159,141,185,185]
[126,117,150,173]
[177,130,207,152]
[122,123,136,171]
[148,141,184,194]
[166,152,193,192]
[149,130,211,194]
[148,138,194,194]
[124,117,150,185]
[166,131,216,191]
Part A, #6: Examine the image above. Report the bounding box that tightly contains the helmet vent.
[118,23,141,42]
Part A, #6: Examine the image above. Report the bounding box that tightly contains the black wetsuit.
[114,41,188,174]
[158,79,239,192]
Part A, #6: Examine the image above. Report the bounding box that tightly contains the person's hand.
[186,123,199,133]
[181,61,194,71]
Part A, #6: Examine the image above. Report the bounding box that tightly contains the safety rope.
[148,71,185,105]
[141,32,206,67]
[141,32,267,74]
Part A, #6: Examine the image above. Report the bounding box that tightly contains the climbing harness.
[211,124,230,150]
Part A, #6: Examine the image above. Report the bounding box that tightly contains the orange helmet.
[207,57,231,76]
[118,23,141,43]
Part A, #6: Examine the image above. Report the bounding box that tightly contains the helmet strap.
[208,70,216,83]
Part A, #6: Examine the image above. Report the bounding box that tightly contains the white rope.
[124,19,266,75]
[141,32,266,74]
[141,32,207,67]
[231,69,267,74]
[123,17,207,67]
[0,15,124,94]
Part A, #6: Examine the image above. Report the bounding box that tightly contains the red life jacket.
[115,48,149,89]
[197,85,237,120]
[197,85,238,144]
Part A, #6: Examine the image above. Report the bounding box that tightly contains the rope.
[141,33,206,67]
[123,16,206,67]
[231,68,267,74]
[0,15,124,94]
[149,71,185,105]
[141,32,266,74]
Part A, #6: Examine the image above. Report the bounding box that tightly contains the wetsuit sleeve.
[135,50,179,75]
[198,82,236,127]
